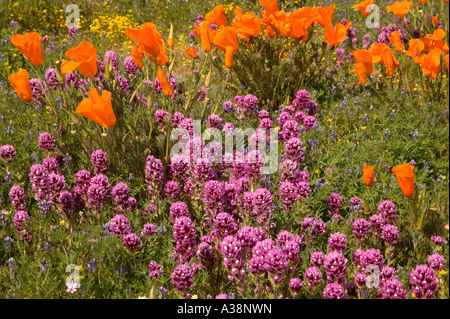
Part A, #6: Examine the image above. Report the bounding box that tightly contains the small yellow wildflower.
[77,265,83,271]
[191,294,198,299]
[439,270,447,275]
[60,220,65,226]
[327,118,332,122]
[361,126,367,130]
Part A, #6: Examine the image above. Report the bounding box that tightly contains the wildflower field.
[0,0,449,302]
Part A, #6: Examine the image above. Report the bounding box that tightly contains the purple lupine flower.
[279,181,298,211]
[42,157,60,174]
[379,266,397,287]
[117,75,130,95]
[68,26,77,37]
[171,263,196,294]
[355,272,366,287]
[154,109,169,126]
[13,210,30,231]
[323,283,346,299]
[410,264,439,299]
[369,214,385,237]
[109,214,132,237]
[197,242,216,271]
[111,182,131,212]
[29,78,47,102]
[242,94,259,111]
[74,170,91,191]
[29,164,50,202]
[277,111,293,128]
[293,90,310,110]
[9,185,26,211]
[173,216,197,263]
[164,180,180,201]
[412,28,420,39]
[148,261,163,279]
[310,251,325,267]
[221,235,244,282]
[284,137,306,162]
[352,249,365,271]
[59,191,75,217]
[169,201,190,223]
[236,226,258,249]
[123,56,138,75]
[171,111,185,127]
[259,110,270,118]
[38,132,56,151]
[280,120,300,141]
[377,200,398,224]
[65,72,81,89]
[45,68,61,91]
[0,145,17,163]
[380,224,399,245]
[289,278,303,297]
[153,78,162,94]
[202,180,226,216]
[222,100,234,113]
[252,238,275,259]
[362,248,384,269]
[328,232,347,253]
[327,193,343,214]
[352,218,370,242]
[222,122,236,136]
[379,279,408,299]
[207,114,223,128]
[214,212,238,240]
[142,223,157,237]
[90,149,108,175]
[259,117,273,129]
[105,50,119,72]
[122,233,142,250]
[335,48,345,61]
[145,155,164,200]
[349,196,363,211]
[430,235,447,246]
[87,174,111,210]
[427,253,446,271]
[251,188,272,225]
[305,266,323,290]
[264,247,288,284]
[323,251,348,284]
[363,34,371,49]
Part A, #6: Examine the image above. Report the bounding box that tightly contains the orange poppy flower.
[259,0,279,16]
[264,25,276,38]
[432,16,439,27]
[419,0,426,3]
[351,0,374,17]
[9,69,32,102]
[370,43,399,76]
[126,22,169,65]
[76,88,116,128]
[420,48,443,79]
[205,5,227,27]
[168,23,174,48]
[232,8,262,42]
[324,22,352,48]
[185,46,199,59]
[389,31,405,52]
[61,41,98,78]
[131,44,145,68]
[445,54,449,74]
[212,26,239,68]
[10,32,44,66]
[315,4,336,28]
[386,0,413,18]
[405,39,425,64]
[392,163,415,199]
[351,49,373,84]
[421,29,449,53]
[363,165,375,188]
[156,68,174,97]
[192,21,218,53]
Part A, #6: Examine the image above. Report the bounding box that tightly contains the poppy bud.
[363,165,375,188]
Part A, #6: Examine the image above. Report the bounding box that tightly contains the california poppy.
[232,8,262,42]
[432,16,439,27]
[126,22,168,65]
[363,165,375,188]
[392,163,415,199]
[212,26,239,68]
[264,25,276,38]
[10,32,44,66]
[405,39,425,64]
[315,4,336,28]
[388,31,404,52]
[324,22,352,48]
[420,48,443,79]
[205,5,227,27]
[370,43,399,76]
[351,49,373,84]
[386,0,413,18]
[61,41,98,78]
[445,54,449,74]
[131,44,145,68]
[351,0,374,17]
[184,46,199,59]
[193,21,217,52]
[168,23,174,48]
[259,0,279,16]
[9,69,32,102]
[76,88,116,128]
[421,29,449,53]
[156,68,174,97]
